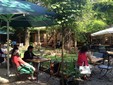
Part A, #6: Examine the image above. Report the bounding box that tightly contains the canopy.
[0,0,48,15]
[91,27,113,36]
[0,15,55,27]
[0,31,13,34]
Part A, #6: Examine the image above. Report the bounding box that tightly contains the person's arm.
[18,57,26,64]
[31,52,37,59]
[86,51,93,63]
[32,52,36,57]
[23,51,28,59]
[32,52,35,56]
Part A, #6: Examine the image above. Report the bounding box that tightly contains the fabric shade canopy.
[91,27,113,36]
[0,31,13,34]
[0,15,55,27]
[0,0,48,15]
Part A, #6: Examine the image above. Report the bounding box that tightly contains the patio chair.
[98,55,113,80]
[98,46,106,53]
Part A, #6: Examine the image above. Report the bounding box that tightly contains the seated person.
[10,44,19,67]
[0,44,7,64]
[11,40,17,48]
[23,46,36,62]
[12,47,36,80]
[1,44,7,55]
[0,52,4,64]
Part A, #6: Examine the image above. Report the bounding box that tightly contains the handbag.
[79,62,91,74]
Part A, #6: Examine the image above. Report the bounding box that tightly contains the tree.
[48,0,90,84]
[93,1,113,26]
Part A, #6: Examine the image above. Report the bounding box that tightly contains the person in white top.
[0,44,7,64]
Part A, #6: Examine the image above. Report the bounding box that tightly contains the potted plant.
[66,68,81,85]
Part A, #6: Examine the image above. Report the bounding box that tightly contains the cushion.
[98,65,112,69]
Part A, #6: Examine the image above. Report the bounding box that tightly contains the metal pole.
[38,30,41,49]
[7,20,10,77]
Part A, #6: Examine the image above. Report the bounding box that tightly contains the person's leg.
[21,65,36,80]
[18,66,31,74]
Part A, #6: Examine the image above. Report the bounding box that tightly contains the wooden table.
[91,57,103,64]
[27,58,51,81]
[107,51,113,55]
[106,51,113,65]
[90,57,103,69]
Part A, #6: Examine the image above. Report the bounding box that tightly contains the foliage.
[93,1,113,25]
[70,0,95,43]
[50,0,87,27]
[87,19,107,32]
[45,53,77,62]
[72,0,113,43]
[0,15,15,32]
[44,53,80,77]
[67,68,80,78]
[75,0,95,32]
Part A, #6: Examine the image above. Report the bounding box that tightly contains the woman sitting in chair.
[12,47,36,80]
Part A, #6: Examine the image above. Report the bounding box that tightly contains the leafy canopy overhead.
[50,0,87,26]
[93,1,113,25]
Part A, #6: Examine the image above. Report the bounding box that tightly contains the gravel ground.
[0,64,113,85]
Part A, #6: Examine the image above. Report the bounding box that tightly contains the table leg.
[37,62,40,82]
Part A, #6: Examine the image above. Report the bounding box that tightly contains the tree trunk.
[61,26,65,85]
[53,30,56,49]
[66,30,71,52]
[25,28,30,49]
[73,36,78,53]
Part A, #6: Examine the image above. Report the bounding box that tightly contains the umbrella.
[0,0,55,76]
[0,15,55,27]
[91,27,113,36]
[0,0,50,15]
[0,31,13,34]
